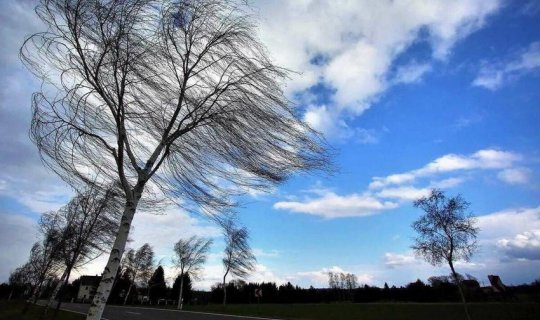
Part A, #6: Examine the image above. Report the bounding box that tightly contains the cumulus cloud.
[292,266,374,288]
[497,230,540,261]
[497,167,532,185]
[376,186,431,201]
[477,206,540,262]
[274,192,398,218]
[473,41,540,90]
[275,149,524,218]
[384,252,419,268]
[256,0,501,138]
[392,62,432,84]
[369,149,522,189]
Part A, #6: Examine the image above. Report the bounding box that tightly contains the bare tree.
[221,217,255,305]
[122,244,155,305]
[8,264,35,300]
[21,1,328,318]
[41,186,120,319]
[173,236,212,309]
[25,212,67,308]
[412,189,478,320]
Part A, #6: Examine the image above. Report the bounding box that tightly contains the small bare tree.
[24,213,66,308]
[173,236,212,309]
[42,186,120,319]
[21,1,329,318]
[8,264,34,300]
[412,189,478,320]
[122,244,155,305]
[221,217,255,305]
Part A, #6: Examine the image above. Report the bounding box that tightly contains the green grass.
[0,301,84,320]
[185,302,540,320]
[2,300,539,320]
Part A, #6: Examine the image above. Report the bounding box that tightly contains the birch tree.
[221,217,255,305]
[21,1,328,318]
[412,189,478,320]
[173,236,212,309]
[122,244,154,305]
[42,186,120,318]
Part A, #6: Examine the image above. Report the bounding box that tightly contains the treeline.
[202,278,540,304]
[2,274,540,305]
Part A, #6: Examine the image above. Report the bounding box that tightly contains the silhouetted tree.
[21,1,329,318]
[123,244,154,304]
[221,217,256,304]
[173,236,212,309]
[412,189,478,320]
[172,274,193,306]
[41,186,120,319]
[148,266,167,304]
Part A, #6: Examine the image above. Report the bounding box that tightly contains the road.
[57,303,281,320]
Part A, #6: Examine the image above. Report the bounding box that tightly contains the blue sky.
[1,0,540,289]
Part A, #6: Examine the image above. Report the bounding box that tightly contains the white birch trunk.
[177,273,184,310]
[86,195,140,320]
[48,270,68,307]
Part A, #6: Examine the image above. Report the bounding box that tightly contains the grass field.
[0,301,83,320]
[1,300,539,320]
[186,302,540,320]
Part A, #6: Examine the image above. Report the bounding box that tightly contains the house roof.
[79,276,101,286]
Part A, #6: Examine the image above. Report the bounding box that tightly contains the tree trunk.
[39,269,68,320]
[48,269,68,307]
[53,266,74,320]
[177,272,184,310]
[449,261,471,320]
[86,195,140,320]
[123,283,133,305]
[222,273,228,305]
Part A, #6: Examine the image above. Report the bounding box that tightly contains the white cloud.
[255,0,501,138]
[497,230,540,261]
[473,41,540,90]
[384,252,419,268]
[477,206,540,261]
[392,62,432,84]
[369,149,522,190]
[253,248,281,258]
[376,186,431,201]
[274,192,398,218]
[275,149,526,219]
[497,167,532,185]
[292,266,374,288]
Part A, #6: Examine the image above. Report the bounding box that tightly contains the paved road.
[57,303,281,320]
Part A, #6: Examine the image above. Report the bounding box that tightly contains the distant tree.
[173,236,212,309]
[148,266,167,304]
[123,244,154,304]
[8,264,34,300]
[412,189,478,320]
[42,186,120,318]
[172,274,193,306]
[24,213,66,311]
[221,217,256,305]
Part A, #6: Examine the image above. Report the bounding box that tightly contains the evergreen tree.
[148,266,167,304]
[172,274,193,305]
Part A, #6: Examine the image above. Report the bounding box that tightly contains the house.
[77,275,101,302]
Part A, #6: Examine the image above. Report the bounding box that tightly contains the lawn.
[2,300,539,320]
[185,302,540,320]
[0,301,84,320]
